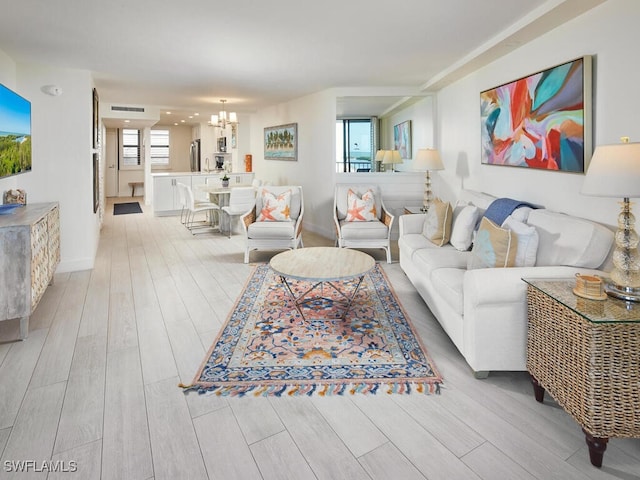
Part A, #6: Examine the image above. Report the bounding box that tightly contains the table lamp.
[381,150,402,172]
[581,137,640,302]
[414,148,444,212]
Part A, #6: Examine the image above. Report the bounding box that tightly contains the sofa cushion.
[339,219,388,240]
[502,216,539,267]
[431,268,465,315]
[422,198,453,247]
[413,247,469,279]
[468,217,518,269]
[346,188,377,221]
[526,209,613,268]
[450,204,479,251]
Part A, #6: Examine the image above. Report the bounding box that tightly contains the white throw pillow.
[502,216,539,267]
[450,205,479,251]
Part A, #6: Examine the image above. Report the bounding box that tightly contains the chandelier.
[210,99,238,129]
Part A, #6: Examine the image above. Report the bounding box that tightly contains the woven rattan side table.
[524,278,640,468]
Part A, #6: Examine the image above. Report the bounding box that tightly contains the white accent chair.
[220,186,257,238]
[333,184,395,263]
[241,185,304,263]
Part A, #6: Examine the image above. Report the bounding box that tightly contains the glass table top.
[523,278,640,324]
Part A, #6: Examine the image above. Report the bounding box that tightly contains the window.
[336,119,376,172]
[122,128,140,166]
[150,129,170,165]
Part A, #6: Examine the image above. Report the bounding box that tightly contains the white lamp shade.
[229,111,238,123]
[210,114,219,125]
[582,142,640,197]
[414,148,444,171]
[375,150,386,162]
[382,150,402,165]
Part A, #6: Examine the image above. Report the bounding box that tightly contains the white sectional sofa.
[398,190,614,377]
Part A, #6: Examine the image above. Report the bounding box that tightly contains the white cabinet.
[0,203,60,339]
[152,175,191,216]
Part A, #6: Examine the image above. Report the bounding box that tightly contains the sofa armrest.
[399,213,427,236]
[461,265,606,372]
[464,266,606,306]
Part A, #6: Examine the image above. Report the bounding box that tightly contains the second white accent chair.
[333,184,395,263]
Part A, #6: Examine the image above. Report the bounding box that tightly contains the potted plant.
[221,174,230,188]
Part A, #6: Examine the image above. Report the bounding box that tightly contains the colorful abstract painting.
[480,56,591,173]
[393,120,411,159]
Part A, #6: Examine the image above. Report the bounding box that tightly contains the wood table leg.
[530,374,545,403]
[583,429,608,468]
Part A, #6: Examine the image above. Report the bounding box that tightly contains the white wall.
[0,56,100,272]
[249,89,337,236]
[381,96,436,171]
[436,0,640,228]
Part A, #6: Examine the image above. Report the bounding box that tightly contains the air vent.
[111,106,145,112]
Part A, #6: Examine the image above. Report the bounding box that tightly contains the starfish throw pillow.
[257,189,292,221]
[346,189,377,222]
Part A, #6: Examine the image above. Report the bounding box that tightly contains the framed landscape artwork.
[393,120,411,159]
[480,56,592,173]
[264,123,297,161]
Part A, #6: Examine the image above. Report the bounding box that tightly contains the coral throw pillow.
[468,217,518,269]
[346,189,377,221]
[257,189,291,221]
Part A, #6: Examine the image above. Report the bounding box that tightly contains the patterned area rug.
[183,264,442,396]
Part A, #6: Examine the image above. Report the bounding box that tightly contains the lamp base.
[603,279,640,303]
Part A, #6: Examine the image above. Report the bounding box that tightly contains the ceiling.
[0,0,606,126]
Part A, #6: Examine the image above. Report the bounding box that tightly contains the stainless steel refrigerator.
[190,139,201,172]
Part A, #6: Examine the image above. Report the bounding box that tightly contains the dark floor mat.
[113,202,143,215]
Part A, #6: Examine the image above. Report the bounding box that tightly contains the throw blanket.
[483,198,537,226]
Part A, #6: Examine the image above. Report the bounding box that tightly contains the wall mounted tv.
[0,83,32,179]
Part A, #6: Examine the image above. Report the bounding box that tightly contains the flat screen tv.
[0,83,31,179]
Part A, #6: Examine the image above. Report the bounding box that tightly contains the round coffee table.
[269,247,375,320]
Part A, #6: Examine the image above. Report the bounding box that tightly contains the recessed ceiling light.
[188,116,193,119]
[181,120,185,123]
[174,122,178,126]
[194,113,199,116]
[166,111,172,115]
[124,119,130,123]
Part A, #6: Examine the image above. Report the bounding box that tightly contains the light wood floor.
[0,197,638,480]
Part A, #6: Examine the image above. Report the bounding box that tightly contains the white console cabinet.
[0,203,60,339]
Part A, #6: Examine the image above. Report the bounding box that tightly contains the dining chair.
[220,187,257,238]
[180,182,221,234]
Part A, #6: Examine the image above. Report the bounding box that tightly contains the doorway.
[105,129,118,197]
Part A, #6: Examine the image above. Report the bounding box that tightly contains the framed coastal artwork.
[264,123,297,161]
[480,56,592,173]
[393,120,411,159]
